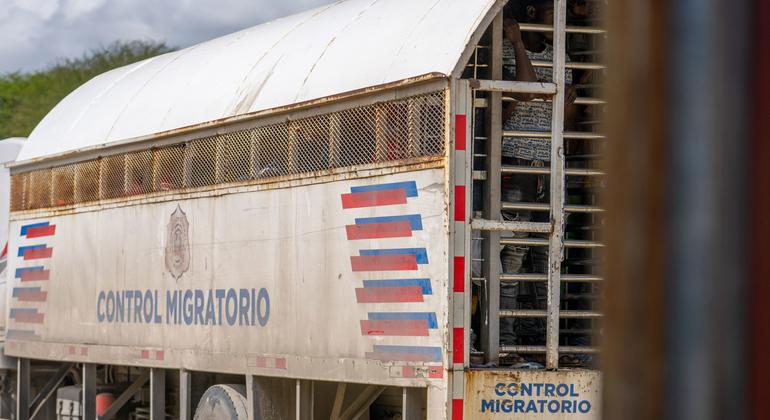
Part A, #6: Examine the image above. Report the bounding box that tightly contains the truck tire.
[193,384,250,420]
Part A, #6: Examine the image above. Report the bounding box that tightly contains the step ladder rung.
[470,219,551,233]
[500,238,605,248]
[496,274,604,282]
[501,130,606,140]
[500,310,604,318]
[499,345,601,354]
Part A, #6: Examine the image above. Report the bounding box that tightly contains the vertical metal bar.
[402,387,425,420]
[150,368,165,420]
[545,0,567,370]
[82,363,97,420]
[246,375,258,420]
[16,359,30,420]
[480,11,503,365]
[295,380,313,420]
[179,369,191,420]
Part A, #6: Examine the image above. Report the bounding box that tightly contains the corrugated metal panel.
[21,0,496,161]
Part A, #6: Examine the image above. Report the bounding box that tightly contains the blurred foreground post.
[604,0,768,419]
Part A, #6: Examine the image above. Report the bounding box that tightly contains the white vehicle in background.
[2,0,606,419]
[0,138,25,416]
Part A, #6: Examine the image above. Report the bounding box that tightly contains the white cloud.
[0,0,333,73]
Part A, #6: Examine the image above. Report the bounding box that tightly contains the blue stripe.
[363,279,432,295]
[12,287,41,297]
[368,312,437,328]
[359,248,428,264]
[351,181,418,197]
[372,345,442,361]
[6,329,39,340]
[20,222,49,236]
[15,266,44,278]
[10,308,38,317]
[17,245,46,257]
[354,215,423,230]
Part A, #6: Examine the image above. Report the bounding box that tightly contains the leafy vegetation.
[0,40,174,139]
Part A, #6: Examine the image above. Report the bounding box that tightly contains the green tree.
[0,40,174,139]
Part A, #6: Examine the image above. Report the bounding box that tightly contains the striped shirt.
[501,40,572,161]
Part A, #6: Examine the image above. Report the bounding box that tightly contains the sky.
[0,0,333,74]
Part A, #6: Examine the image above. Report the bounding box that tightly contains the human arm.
[504,19,538,101]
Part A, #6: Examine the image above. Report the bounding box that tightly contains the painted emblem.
[165,205,190,279]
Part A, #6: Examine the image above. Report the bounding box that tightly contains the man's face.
[540,5,555,42]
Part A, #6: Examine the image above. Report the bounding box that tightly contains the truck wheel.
[193,384,250,420]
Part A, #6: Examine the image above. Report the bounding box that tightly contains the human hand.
[503,19,523,45]
[565,85,578,104]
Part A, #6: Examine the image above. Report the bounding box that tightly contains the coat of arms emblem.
[165,205,190,279]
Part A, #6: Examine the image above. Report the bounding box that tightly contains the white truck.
[3,0,605,418]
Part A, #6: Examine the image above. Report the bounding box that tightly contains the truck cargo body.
[2,0,604,418]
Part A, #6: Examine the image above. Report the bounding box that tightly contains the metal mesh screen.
[11,90,445,211]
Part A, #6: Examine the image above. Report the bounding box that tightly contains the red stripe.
[351,254,417,271]
[454,256,465,293]
[428,366,443,379]
[341,189,407,209]
[355,286,423,303]
[256,357,267,368]
[452,399,463,420]
[366,352,436,362]
[453,327,464,364]
[23,247,53,260]
[155,350,164,361]
[455,114,467,151]
[141,350,150,359]
[360,319,429,336]
[275,358,287,369]
[402,366,416,378]
[20,270,49,281]
[14,312,44,323]
[454,185,465,222]
[25,225,56,238]
[346,221,412,240]
[17,291,47,302]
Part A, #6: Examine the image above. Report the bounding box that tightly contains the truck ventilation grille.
[11,90,446,212]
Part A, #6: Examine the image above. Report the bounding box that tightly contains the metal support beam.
[471,218,552,233]
[329,383,346,420]
[469,79,556,95]
[30,363,74,420]
[246,375,259,420]
[338,386,385,420]
[179,369,191,420]
[402,388,425,420]
[150,368,165,420]
[296,380,313,420]
[480,9,503,366]
[98,370,149,420]
[16,359,30,420]
[545,0,568,370]
[82,364,97,420]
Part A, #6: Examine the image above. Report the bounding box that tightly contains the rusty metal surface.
[11,91,446,213]
[464,369,601,419]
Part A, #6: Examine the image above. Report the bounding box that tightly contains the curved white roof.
[21,0,496,161]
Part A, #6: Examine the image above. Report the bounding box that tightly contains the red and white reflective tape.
[449,82,472,420]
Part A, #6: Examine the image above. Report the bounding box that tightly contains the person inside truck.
[498,0,578,366]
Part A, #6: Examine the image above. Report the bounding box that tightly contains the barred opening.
[11,90,446,212]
